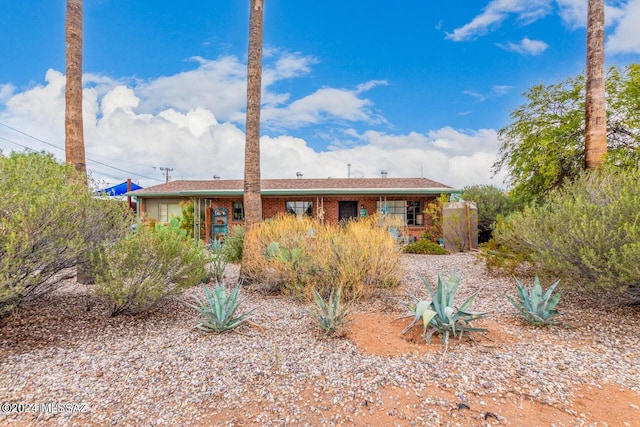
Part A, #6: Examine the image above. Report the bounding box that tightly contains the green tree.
[0,151,133,316]
[494,64,640,206]
[461,184,514,243]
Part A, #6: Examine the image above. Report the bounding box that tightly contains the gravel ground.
[1,253,639,426]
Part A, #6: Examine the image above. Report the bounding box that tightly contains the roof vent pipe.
[213,175,220,180]
[296,172,303,178]
[381,170,388,178]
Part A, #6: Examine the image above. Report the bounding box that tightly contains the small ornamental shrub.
[223,226,245,263]
[92,226,209,316]
[404,239,448,255]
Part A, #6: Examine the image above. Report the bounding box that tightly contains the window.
[377,200,422,225]
[233,202,244,221]
[285,201,312,217]
[406,201,422,225]
[159,203,181,222]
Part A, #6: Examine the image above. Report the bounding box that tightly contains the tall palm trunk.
[65,0,87,177]
[584,0,607,170]
[243,0,264,226]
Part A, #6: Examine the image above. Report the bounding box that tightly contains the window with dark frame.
[285,201,313,217]
[406,201,421,226]
[376,200,422,225]
[232,202,244,221]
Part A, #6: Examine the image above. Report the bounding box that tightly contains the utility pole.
[159,166,173,183]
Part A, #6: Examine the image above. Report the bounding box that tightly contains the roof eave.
[128,188,459,198]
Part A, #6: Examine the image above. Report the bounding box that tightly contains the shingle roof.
[129,177,457,197]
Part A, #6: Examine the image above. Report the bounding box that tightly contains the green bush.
[404,239,448,255]
[223,226,245,263]
[0,151,133,316]
[91,225,209,316]
[489,167,640,295]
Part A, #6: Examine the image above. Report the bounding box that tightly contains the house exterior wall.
[137,194,443,242]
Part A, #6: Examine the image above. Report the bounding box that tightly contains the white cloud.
[0,54,503,190]
[445,0,552,41]
[261,86,386,129]
[0,84,15,103]
[607,0,640,53]
[556,0,626,28]
[463,85,513,102]
[497,37,549,55]
[447,0,639,55]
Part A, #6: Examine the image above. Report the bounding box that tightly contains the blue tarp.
[97,181,142,196]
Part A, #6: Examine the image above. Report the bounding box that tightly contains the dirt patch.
[347,313,519,356]
[345,312,640,426]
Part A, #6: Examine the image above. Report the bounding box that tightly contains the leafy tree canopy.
[494,64,640,206]
[461,184,514,243]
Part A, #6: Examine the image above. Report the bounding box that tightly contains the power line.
[0,121,163,182]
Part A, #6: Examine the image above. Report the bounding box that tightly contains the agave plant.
[401,269,487,344]
[189,281,254,333]
[507,276,561,326]
[310,286,351,336]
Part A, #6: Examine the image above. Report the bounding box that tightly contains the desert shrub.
[242,214,402,299]
[0,151,133,316]
[477,217,534,275]
[178,200,195,238]
[223,226,245,262]
[404,239,448,255]
[91,225,209,316]
[311,216,403,299]
[489,167,640,295]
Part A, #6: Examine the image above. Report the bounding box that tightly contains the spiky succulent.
[507,276,561,326]
[309,286,351,336]
[189,281,254,333]
[402,269,487,344]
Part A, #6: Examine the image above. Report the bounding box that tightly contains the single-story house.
[127,177,459,243]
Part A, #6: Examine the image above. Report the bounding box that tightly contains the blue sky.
[1,0,639,189]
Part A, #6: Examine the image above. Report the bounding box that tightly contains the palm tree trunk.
[65,0,86,177]
[584,0,607,170]
[244,0,264,226]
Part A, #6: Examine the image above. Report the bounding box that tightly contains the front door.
[338,201,358,221]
